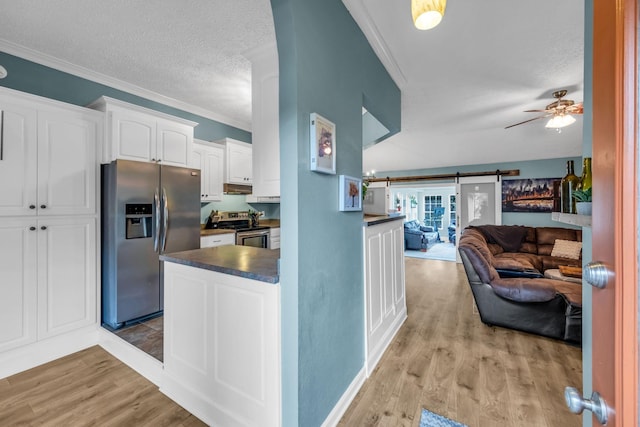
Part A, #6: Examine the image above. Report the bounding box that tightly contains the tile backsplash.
[200,194,280,223]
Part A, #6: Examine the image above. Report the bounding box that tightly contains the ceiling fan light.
[412,0,446,30]
[545,114,576,129]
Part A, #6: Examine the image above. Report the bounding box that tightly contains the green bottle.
[561,160,580,214]
[580,157,592,191]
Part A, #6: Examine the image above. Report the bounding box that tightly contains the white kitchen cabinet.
[0,219,38,353]
[0,91,100,217]
[163,262,281,427]
[89,96,196,167]
[191,140,224,202]
[245,42,280,197]
[200,233,235,248]
[269,227,280,249]
[37,217,97,339]
[0,216,96,352]
[363,218,406,375]
[216,138,252,185]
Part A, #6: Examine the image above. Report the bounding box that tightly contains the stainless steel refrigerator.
[101,159,200,329]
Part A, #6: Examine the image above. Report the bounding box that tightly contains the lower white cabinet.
[269,227,280,249]
[163,262,281,427]
[363,218,406,375]
[200,233,235,248]
[0,217,97,353]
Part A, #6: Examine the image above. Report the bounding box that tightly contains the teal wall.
[0,51,251,143]
[380,156,583,228]
[271,0,401,425]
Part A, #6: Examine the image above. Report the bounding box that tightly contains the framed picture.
[339,175,362,211]
[502,178,561,213]
[310,113,336,174]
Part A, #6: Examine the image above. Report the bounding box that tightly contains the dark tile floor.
[113,315,164,362]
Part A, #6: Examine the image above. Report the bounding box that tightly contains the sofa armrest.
[404,229,423,236]
[490,278,558,302]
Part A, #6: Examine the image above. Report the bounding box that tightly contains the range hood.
[223,183,252,195]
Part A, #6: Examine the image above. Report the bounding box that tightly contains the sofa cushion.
[536,227,582,256]
[551,239,583,260]
[472,225,529,252]
[490,277,557,302]
[494,252,542,271]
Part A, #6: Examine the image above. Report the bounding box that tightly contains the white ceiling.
[0,0,584,173]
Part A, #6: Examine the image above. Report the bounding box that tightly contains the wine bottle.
[561,160,580,214]
[580,157,592,191]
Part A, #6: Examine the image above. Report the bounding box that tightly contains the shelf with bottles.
[551,211,592,227]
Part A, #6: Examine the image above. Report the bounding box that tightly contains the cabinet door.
[200,233,235,248]
[157,118,192,167]
[0,219,38,353]
[37,217,96,339]
[0,100,38,216]
[110,109,157,163]
[226,141,252,184]
[203,145,224,201]
[191,147,206,198]
[37,110,98,216]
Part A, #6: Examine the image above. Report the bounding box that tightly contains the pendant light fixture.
[412,0,447,30]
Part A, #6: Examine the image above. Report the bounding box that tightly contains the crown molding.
[0,39,252,131]
[342,0,408,88]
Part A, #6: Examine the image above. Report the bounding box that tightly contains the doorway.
[393,183,457,262]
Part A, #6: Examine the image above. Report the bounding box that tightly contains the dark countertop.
[160,245,280,284]
[363,214,406,226]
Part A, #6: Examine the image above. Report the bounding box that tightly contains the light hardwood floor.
[0,345,205,426]
[0,257,581,427]
[338,258,582,427]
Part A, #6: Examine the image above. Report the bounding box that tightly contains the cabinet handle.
[0,109,4,161]
[29,205,36,209]
[29,226,36,231]
[40,226,47,230]
[40,204,47,209]
[151,158,156,162]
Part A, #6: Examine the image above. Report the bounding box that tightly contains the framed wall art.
[502,178,561,213]
[310,113,336,174]
[339,175,362,211]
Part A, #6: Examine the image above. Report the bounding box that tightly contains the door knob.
[583,261,612,289]
[565,387,608,425]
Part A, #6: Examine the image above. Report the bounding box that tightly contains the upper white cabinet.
[216,138,252,185]
[245,43,280,197]
[89,96,197,167]
[0,89,100,217]
[191,139,224,202]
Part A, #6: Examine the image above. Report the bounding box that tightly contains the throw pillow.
[551,239,582,260]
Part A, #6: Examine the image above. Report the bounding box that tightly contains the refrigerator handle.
[154,188,160,252]
[161,187,169,252]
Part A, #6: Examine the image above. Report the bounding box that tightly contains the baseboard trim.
[0,326,99,379]
[321,366,367,427]
[97,327,164,387]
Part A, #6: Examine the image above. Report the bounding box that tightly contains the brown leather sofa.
[458,225,583,343]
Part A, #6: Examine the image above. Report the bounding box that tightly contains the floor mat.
[419,408,468,427]
[404,242,456,261]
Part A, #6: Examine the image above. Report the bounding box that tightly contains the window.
[449,194,456,225]
[424,196,443,230]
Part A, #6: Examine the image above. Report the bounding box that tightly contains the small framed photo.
[310,113,336,174]
[339,175,362,211]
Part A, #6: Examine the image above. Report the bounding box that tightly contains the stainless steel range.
[205,211,270,248]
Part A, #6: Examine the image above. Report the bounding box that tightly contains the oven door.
[236,229,270,248]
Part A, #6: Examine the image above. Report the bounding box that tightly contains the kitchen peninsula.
[159,245,281,427]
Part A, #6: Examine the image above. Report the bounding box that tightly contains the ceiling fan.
[505,90,583,129]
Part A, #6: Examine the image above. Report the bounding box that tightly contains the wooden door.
[590,0,638,425]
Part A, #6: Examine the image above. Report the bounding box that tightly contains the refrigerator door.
[102,160,161,328]
[159,164,201,308]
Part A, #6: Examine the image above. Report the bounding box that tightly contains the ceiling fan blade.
[504,114,550,129]
[523,109,549,113]
[567,102,584,114]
